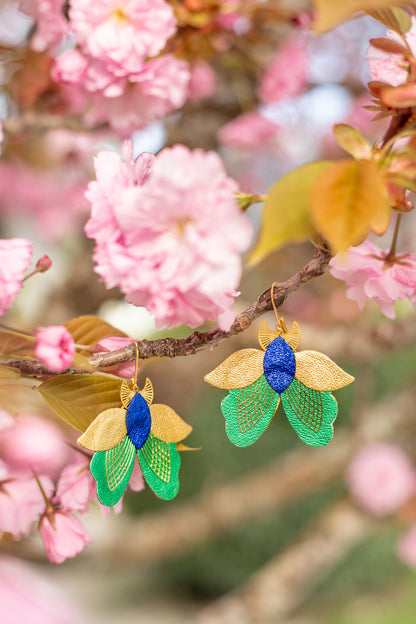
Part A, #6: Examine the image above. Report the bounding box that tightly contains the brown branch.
[89,246,331,367]
[3,112,107,136]
[0,246,331,378]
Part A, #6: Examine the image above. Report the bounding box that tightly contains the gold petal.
[295,350,355,391]
[139,378,154,405]
[120,381,135,409]
[77,407,127,451]
[204,349,264,389]
[258,321,278,351]
[150,404,192,443]
[282,321,301,351]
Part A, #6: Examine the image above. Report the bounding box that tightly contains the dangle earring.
[204,283,354,448]
[78,342,193,504]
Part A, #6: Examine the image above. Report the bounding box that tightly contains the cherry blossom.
[0,555,85,624]
[187,61,216,102]
[85,144,252,329]
[367,17,416,86]
[87,55,190,133]
[52,49,89,85]
[39,509,92,564]
[0,468,54,538]
[19,0,69,52]
[258,38,309,105]
[329,239,416,319]
[35,326,75,372]
[219,110,280,149]
[346,443,416,516]
[54,460,95,515]
[0,238,32,316]
[69,0,176,76]
[0,414,70,476]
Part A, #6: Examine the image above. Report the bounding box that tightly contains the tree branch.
[88,245,331,367]
[0,246,331,377]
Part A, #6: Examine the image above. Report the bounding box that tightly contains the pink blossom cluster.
[367,17,416,86]
[346,443,416,516]
[85,143,252,329]
[19,0,193,134]
[0,554,86,624]
[219,111,280,150]
[0,238,32,317]
[329,239,416,319]
[0,161,89,240]
[219,37,308,150]
[0,409,144,563]
[346,443,416,570]
[35,326,76,372]
[258,38,309,106]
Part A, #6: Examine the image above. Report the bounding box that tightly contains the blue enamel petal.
[126,393,151,450]
[263,336,296,394]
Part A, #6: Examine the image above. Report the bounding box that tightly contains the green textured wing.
[137,433,181,500]
[221,374,280,447]
[90,435,135,506]
[281,378,338,447]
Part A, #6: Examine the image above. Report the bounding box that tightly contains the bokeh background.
[2,2,416,622]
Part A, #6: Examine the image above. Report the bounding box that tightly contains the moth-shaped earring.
[204,283,354,448]
[78,343,192,505]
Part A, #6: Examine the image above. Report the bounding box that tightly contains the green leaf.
[137,433,181,500]
[0,331,36,359]
[38,373,123,431]
[91,435,135,506]
[333,124,372,160]
[310,159,391,253]
[221,375,280,447]
[281,378,338,447]
[366,7,412,34]
[248,161,333,265]
[63,315,128,353]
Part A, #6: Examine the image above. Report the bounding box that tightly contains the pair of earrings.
[80,285,354,505]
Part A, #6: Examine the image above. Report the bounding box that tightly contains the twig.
[89,246,331,366]
[0,246,331,377]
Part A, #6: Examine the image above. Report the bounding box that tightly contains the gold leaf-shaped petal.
[258,321,278,351]
[77,407,127,451]
[139,378,154,405]
[282,321,301,351]
[295,351,355,391]
[204,349,264,389]
[150,404,192,443]
[120,380,135,409]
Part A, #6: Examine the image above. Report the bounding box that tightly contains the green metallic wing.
[137,433,181,500]
[90,435,136,506]
[221,374,280,447]
[281,378,338,447]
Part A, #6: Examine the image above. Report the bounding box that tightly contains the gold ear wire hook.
[130,341,139,392]
[271,282,287,334]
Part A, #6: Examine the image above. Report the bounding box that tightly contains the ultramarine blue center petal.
[126,393,151,450]
[263,336,296,394]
